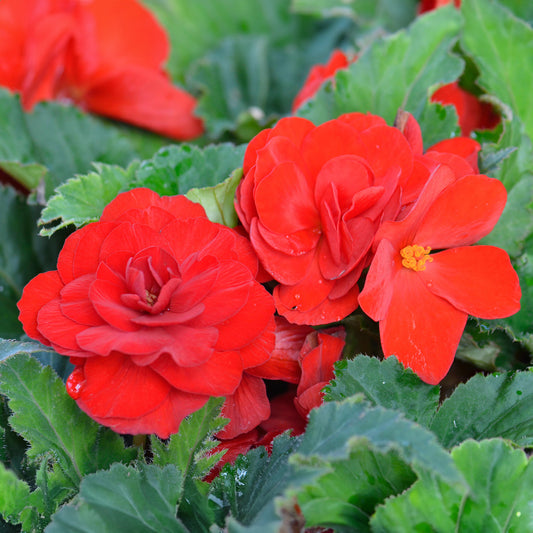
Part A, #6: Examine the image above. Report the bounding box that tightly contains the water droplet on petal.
[66,367,86,400]
[294,293,301,301]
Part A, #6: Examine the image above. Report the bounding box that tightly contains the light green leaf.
[0,463,44,531]
[294,397,461,485]
[430,369,533,448]
[371,439,533,532]
[133,143,246,197]
[46,464,187,533]
[461,0,533,142]
[39,162,140,236]
[298,5,463,145]
[186,168,242,227]
[0,90,137,197]
[151,397,227,480]
[324,355,440,426]
[0,354,136,488]
[297,442,417,532]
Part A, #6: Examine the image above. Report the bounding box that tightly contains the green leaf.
[0,462,44,531]
[185,168,242,227]
[133,143,246,197]
[0,90,137,197]
[296,442,417,532]
[461,0,533,142]
[0,353,136,488]
[0,186,66,338]
[371,439,533,532]
[151,397,227,480]
[39,162,140,236]
[298,5,463,145]
[324,356,440,426]
[291,0,418,33]
[209,433,301,528]
[293,397,461,485]
[430,369,533,448]
[141,0,314,83]
[46,464,187,533]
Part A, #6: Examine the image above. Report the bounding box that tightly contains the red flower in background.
[431,82,500,136]
[358,167,521,384]
[207,318,345,480]
[0,0,203,140]
[18,188,275,438]
[292,49,356,112]
[418,0,461,13]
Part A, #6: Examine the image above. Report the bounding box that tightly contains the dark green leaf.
[324,355,440,426]
[46,464,187,533]
[430,369,533,448]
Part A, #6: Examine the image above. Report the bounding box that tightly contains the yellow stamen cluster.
[400,244,433,272]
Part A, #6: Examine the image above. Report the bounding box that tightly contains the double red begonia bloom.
[0,0,203,140]
[358,167,521,384]
[18,188,275,438]
[236,111,475,325]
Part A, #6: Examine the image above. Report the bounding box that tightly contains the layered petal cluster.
[18,188,275,437]
[206,317,345,479]
[0,0,203,140]
[236,111,480,325]
[359,167,521,384]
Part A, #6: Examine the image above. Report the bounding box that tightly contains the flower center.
[400,244,433,272]
[145,289,158,306]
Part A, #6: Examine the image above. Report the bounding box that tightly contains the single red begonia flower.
[18,188,275,438]
[292,50,355,112]
[431,82,500,136]
[0,0,203,140]
[358,166,521,384]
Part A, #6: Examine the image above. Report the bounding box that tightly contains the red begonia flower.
[18,188,275,438]
[0,0,203,140]
[431,82,500,136]
[358,166,521,384]
[292,49,356,112]
[418,0,460,13]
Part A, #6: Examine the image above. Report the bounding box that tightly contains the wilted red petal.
[83,66,203,140]
[380,269,467,385]
[18,271,64,344]
[218,374,270,439]
[421,246,521,319]
[414,175,507,248]
[394,110,423,156]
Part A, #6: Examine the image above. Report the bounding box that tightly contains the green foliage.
[46,464,187,533]
[0,186,66,338]
[0,90,137,197]
[39,163,140,236]
[324,355,440,426]
[0,352,136,529]
[371,439,533,532]
[298,6,463,145]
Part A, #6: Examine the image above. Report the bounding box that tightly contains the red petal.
[150,349,243,396]
[237,315,276,369]
[415,175,507,248]
[255,161,319,234]
[394,110,423,156]
[380,269,467,385]
[243,128,271,175]
[18,271,64,344]
[358,240,398,321]
[420,246,521,319]
[218,374,270,439]
[84,67,203,140]
[427,137,481,172]
[338,112,387,131]
[59,274,104,326]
